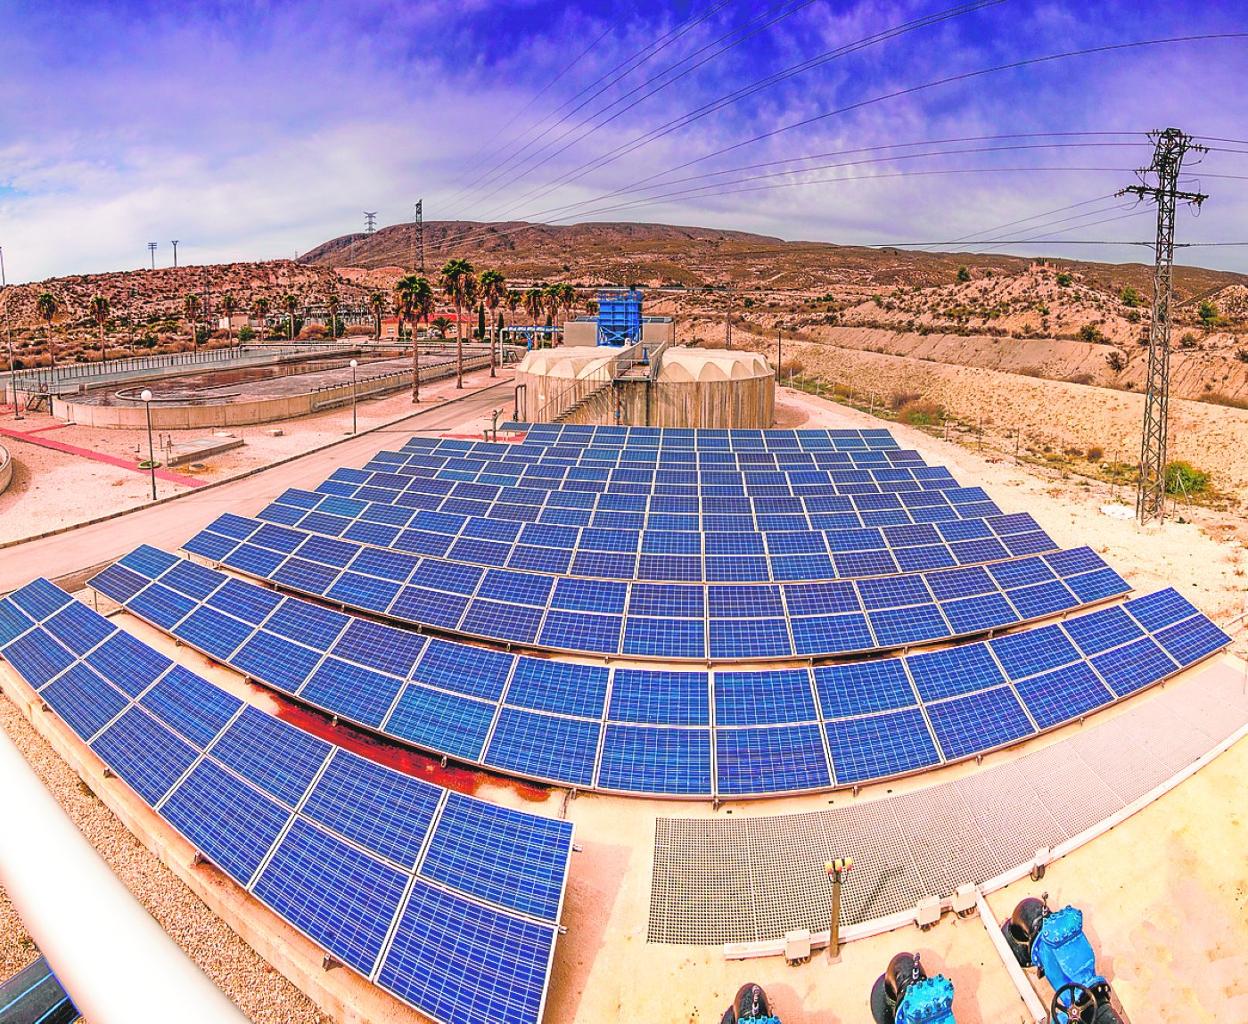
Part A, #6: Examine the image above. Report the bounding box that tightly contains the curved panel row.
[261,485,1052,584]
[84,550,1230,799]
[0,578,573,1024]
[182,517,1125,660]
[503,424,903,450]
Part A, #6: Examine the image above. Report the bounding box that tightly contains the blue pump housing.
[895,975,956,1024]
[1033,907,1105,991]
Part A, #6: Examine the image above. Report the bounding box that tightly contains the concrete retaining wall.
[0,443,11,496]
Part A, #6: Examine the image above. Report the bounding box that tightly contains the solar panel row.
[259,484,1053,583]
[0,581,573,1024]
[425,423,903,452]
[86,551,1229,797]
[178,518,1120,660]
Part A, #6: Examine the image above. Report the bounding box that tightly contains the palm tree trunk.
[455,301,463,388]
[489,306,497,378]
[99,324,105,364]
[411,317,421,403]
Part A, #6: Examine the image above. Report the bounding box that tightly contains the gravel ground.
[0,688,329,1024]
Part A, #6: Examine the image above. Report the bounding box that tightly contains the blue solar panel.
[129,583,196,629]
[708,617,791,659]
[172,605,254,660]
[477,569,554,607]
[205,576,284,625]
[1,628,75,688]
[907,643,1006,702]
[988,555,1055,589]
[825,709,940,783]
[162,759,292,886]
[300,658,404,728]
[1124,588,1201,632]
[331,617,426,678]
[272,557,340,595]
[118,545,181,580]
[88,563,150,604]
[421,793,571,921]
[1013,662,1114,730]
[715,724,831,795]
[0,599,33,647]
[857,574,931,611]
[390,586,468,630]
[1064,567,1128,604]
[790,613,874,655]
[1005,579,1078,620]
[714,669,816,725]
[1154,614,1230,666]
[209,706,330,806]
[414,639,513,701]
[43,600,115,656]
[300,750,440,868]
[252,818,407,976]
[925,565,995,602]
[597,725,711,794]
[90,706,198,805]
[814,659,915,718]
[385,683,495,761]
[783,581,860,616]
[222,542,288,577]
[868,604,949,648]
[461,599,544,644]
[326,571,401,613]
[376,882,555,1024]
[539,610,620,653]
[926,687,1034,760]
[233,631,323,694]
[1090,636,1177,697]
[1064,605,1144,656]
[506,659,608,719]
[621,617,705,659]
[942,593,1019,635]
[485,708,599,786]
[41,663,128,741]
[160,559,226,601]
[989,623,1080,679]
[138,665,240,747]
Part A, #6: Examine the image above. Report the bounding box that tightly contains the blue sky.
[1,0,1245,282]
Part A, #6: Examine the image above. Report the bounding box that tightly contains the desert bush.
[1105,350,1126,373]
[956,266,970,282]
[889,390,921,411]
[1199,300,1219,327]
[299,323,328,340]
[1077,323,1106,344]
[1179,332,1199,349]
[1120,286,1141,308]
[1085,446,1104,462]
[1056,272,1073,287]
[897,399,943,426]
[1065,372,1095,385]
[1165,460,1210,496]
[344,324,373,337]
[1200,392,1248,410]
[778,357,804,378]
[237,326,255,343]
[1235,348,1248,364]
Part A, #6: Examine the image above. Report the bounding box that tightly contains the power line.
[443,0,734,217]
[478,0,1006,220]
[472,0,828,218]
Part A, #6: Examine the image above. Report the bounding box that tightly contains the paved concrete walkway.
[0,426,209,487]
[0,378,513,593]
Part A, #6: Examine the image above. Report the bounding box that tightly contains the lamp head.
[140,389,153,403]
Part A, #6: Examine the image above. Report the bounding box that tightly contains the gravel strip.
[0,688,330,1024]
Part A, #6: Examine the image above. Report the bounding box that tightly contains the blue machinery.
[871,954,956,1024]
[596,288,643,345]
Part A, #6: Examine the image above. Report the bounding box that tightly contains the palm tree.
[369,291,386,340]
[479,269,506,377]
[439,257,475,388]
[221,293,238,348]
[431,316,452,339]
[542,284,560,336]
[184,293,201,346]
[326,292,340,341]
[35,292,58,370]
[89,295,110,363]
[283,294,299,340]
[557,283,576,344]
[394,274,433,402]
[253,297,270,340]
[522,288,544,348]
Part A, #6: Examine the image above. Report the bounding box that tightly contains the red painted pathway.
[0,425,209,487]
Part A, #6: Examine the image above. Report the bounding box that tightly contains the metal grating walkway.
[648,657,1248,945]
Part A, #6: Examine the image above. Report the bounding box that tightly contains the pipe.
[0,727,249,1024]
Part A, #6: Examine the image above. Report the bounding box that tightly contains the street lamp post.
[1,245,19,421]
[349,359,358,435]
[140,389,156,500]
[825,857,853,962]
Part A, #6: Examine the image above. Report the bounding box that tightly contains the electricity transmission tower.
[413,200,425,274]
[364,211,377,235]
[171,240,179,267]
[724,283,733,349]
[1117,128,1207,524]
[147,242,157,269]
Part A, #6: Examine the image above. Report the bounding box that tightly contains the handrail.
[532,343,640,422]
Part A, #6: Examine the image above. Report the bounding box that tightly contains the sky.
[1,0,1246,283]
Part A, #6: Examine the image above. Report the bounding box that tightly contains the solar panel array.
[86,548,1230,798]
[180,513,1123,660]
[0,578,573,1024]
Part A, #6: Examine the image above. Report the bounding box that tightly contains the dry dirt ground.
[0,364,513,545]
[3,385,1247,1024]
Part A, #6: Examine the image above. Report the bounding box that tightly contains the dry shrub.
[345,324,373,337]
[778,357,804,377]
[897,398,943,426]
[299,323,328,340]
[1065,372,1095,385]
[1085,445,1105,462]
[1201,392,1248,410]
[889,390,921,411]
[1017,365,1045,378]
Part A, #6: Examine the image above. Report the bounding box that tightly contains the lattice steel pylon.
[414,199,425,274]
[1117,128,1207,524]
